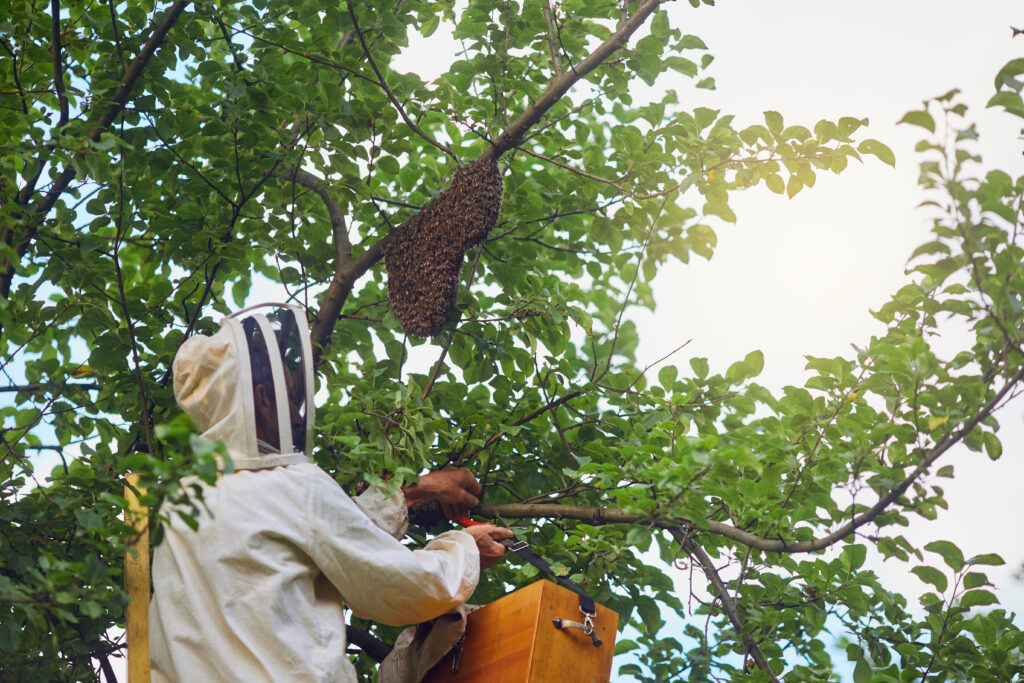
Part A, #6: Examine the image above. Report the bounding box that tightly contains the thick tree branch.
[674,531,779,681]
[279,169,352,265]
[482,0,665,161]
[50,0,69,128]
[309,0,666,360]
[1,0,192,299]
[346,625,392,662]
[310,238,387,365]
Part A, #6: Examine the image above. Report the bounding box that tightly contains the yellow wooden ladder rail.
[124,473,150,683]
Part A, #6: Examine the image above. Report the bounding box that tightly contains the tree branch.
[477,364,1024,551]
[541,2,564,76]
[516,144,629,193]
[310,237,387,366]
[1,0,192,299]
[50,0,69,128]
[482,0,665,161]
[462,390,584,465]
[370,194,423,211]
[673,530,779,681]
[308,0,667,360]
[0,382,99,392]
[346,625,392,663]
[279,169,352,265]
[346,1,458,162]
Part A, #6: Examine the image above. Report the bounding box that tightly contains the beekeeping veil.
[172,303,315,470]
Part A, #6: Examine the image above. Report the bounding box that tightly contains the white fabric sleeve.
[308,469,480,627]
[353,484,409,540]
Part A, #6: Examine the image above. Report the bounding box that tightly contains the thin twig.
[346,1,458,162]
[676,532,780,681]
[1,0,193,301]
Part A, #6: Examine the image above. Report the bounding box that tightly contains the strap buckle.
[501,539,529,553]
[580,606,596,636]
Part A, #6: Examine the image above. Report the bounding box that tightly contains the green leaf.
[994,58,1024,90]
[987,91,1024,118]
[678,34,707,50]
[744,350,764,377]
[853,657,871,683]
[420,14,440,37]
[786,175,804,198]
[726,350,763,382]
[960,589,997,609]
[962,572,990,590]
[765,173,784,194]
[983,432,1002,460]
[858,139,895,167]
[967,553,1005,566]
[898,110,935,132]
[694,107,718,130]
[377,156,400,176]
[924,540,964,572]
[90,134,117,151]
[843,544,867,571]
[911,565,948,593]
[764,110,783,135]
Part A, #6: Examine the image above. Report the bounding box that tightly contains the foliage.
[1,0,1022,680]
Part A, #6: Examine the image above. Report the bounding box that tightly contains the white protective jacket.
[150,305,479,683]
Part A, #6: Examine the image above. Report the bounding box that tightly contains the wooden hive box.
[425,580,619,683]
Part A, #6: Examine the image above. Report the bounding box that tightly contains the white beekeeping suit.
[149,304,479,683]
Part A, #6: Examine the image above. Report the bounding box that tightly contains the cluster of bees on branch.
[384,158,503,336]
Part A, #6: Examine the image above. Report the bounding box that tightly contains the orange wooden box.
[425,580,618,683]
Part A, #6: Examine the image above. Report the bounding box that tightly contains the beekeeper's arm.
[309,468,511,626]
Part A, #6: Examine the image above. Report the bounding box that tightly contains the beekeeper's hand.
[403,468,483,520]
[463,525,515,570]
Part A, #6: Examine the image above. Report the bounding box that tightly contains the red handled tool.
[453,514,492,527]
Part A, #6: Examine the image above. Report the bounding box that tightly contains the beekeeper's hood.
[172,303,315,470]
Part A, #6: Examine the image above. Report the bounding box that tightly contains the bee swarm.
[384,158,503,336]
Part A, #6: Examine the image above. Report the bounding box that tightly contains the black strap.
[499,538,596,615]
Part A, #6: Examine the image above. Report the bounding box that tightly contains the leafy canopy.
[1,0,1023,680]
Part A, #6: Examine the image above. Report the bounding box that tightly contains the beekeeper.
[149,303,513,683]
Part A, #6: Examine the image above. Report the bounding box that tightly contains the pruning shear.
[453,514,491,527]
[454,515,601,646]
